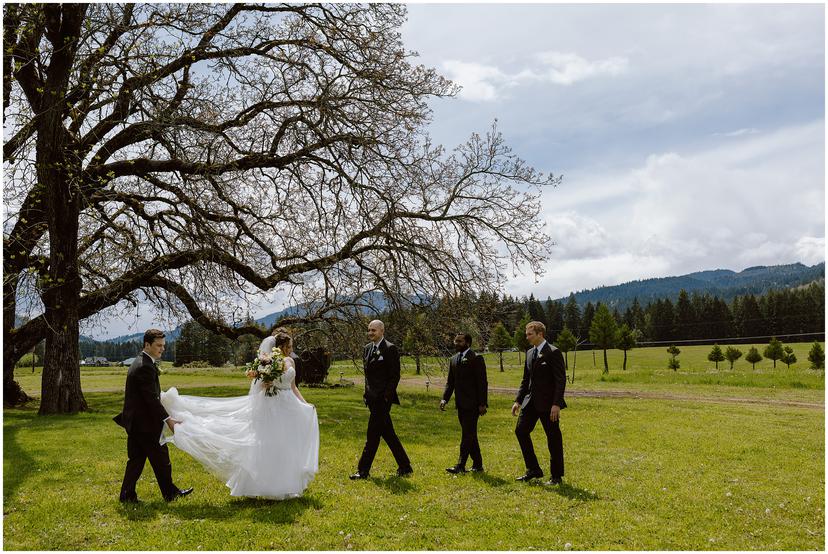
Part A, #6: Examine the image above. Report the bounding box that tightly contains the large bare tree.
[3,3,558,413]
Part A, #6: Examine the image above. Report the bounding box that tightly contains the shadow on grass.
[117,494,323,523]
[367,475,417,494]
[545,481,600,501]
[3,423,37,503]
[468,471,509,487]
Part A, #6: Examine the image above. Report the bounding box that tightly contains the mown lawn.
[3,381,824,550]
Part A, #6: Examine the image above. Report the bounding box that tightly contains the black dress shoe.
[165,487,194,501]
[349,471,369,480]
[445,465,466,474]
[469,466,484,473]
[516,470,543,482]
[396,466,414,477]
[545,478,563,486]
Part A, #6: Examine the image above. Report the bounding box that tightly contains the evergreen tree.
[563,294,581,338]
[527,294,546,327]
[615,324,638,371]
[725,346,743,370]
[675,289,695,339]
[667,344,680,371]
[781,345,797,369]
[745,347,763,370]
[488,322,513,372]
[707,344,725,369]
[763,337,784,369]
[589,304,617,374]
[740,295,763,337]
[545,297,564,341]
[808,341,825,370]
[582,302,596,341]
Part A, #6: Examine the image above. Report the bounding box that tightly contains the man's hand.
[479,405,487,416]
[511,402,521,417]
[550,405,561,423]
[166,418,181,431]
[439,400,447,411]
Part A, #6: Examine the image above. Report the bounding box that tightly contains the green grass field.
[4,343,824,549]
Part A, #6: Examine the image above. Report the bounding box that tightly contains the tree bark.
[36,4,88,414]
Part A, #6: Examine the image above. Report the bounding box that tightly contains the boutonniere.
[461,357,469,365]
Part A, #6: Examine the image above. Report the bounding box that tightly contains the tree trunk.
[34,4,89,415]
[623,350,627,371]
[602,348,608,374]
[415,355,420,375]
[38,167,86,414]
[499,352,503,372]
[4,288,31,406]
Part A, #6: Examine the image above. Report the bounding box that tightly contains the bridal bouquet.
[244,347,285,397]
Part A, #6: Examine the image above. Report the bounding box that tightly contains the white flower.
[564,543,572,550]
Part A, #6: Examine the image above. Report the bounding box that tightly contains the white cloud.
[533,51,628,85]
[795,237,826,266]
[440,60,505,102]
[442,51,628,102]
[506,120,825,297]
[713,128,761,138]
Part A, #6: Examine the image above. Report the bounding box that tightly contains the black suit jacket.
[113,352,169,434]
[442,349,488,410]
[515,342,567,413]
[363,338,401,404]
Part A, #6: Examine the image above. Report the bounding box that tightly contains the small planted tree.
[667,345,680,371]
[615,324,638,371]
[555,326,577,383]
[808,341,825,370]
[707,344,725,370]
[589,304,618,374]
[513,313,531,364]
[725,346,743,370]
[556,327,577,370]
[402,313,434,375]
[763,338,784,369]
[745,347,763,370]
[488,322,513,372]
[781,346,797,369]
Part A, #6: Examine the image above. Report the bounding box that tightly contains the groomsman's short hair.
[143,328,165,346]
[456,333,473,346]
[525,321,546,336]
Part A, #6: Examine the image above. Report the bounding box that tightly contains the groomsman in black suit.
[114,329,193,502]
[512,321,567,485]
[440,333,488,473]
[350,320,413,479]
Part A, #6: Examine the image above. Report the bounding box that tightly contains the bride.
[160,331,319,499]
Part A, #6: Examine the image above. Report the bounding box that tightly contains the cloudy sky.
[88,3,824,339]
[402,2,825,299]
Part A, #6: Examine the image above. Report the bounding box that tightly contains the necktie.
[532,347,539,364]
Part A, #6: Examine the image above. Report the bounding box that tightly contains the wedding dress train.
[160,361,319,499]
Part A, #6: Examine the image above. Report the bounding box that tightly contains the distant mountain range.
[554,262,825,310]
[85,261,824,344]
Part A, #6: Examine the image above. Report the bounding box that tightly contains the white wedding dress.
[160,357,319,499]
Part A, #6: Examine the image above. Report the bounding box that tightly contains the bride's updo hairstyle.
[273,331,292,353]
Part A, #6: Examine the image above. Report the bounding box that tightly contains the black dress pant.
[515,403,564,478]
[119,431,177,501]
[358,397,411,473]
[456,408,482,468]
